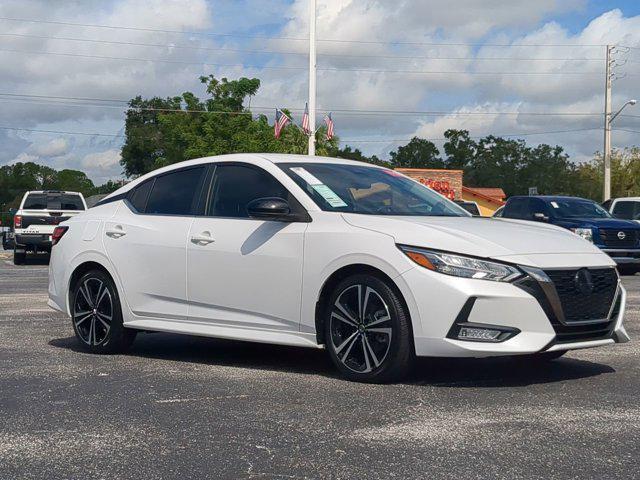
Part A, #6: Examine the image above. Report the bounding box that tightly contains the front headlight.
[398,245,522,282]
[571,227,593,243]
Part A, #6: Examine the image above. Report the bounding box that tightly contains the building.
[461,187,506,216]
[394,168,505,216]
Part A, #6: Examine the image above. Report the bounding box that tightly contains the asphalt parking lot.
[1,248,639,480]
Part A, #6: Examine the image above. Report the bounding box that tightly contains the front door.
[187,163,307,331]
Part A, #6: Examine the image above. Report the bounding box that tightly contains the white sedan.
[48,154,629,383]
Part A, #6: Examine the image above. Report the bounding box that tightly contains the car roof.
[24,190,81,194]
[101,153,383,202]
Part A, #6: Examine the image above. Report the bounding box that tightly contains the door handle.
[106,226,126,238]
[191,232,215,245]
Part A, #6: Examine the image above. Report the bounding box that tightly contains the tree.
[53,169,95,196]
[120,75,339,177]
[389,137,443,168]
[443,129,477,170]
[330,145,386,166]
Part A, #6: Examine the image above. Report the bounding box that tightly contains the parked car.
[1,215,15,250]
[603,197,640,223]
[454,200,481,216]
[13,190,87,265]
[48,155,628,383]
[500,195,640,274]
[492,205,504,217]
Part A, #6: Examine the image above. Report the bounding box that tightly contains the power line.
[0,125,124,137]
[0,32,607,62]
[0,16,608,48]
[0,125,615,141]
[0,92,627,118]
[0,48,607,75]
[340,128,604,143]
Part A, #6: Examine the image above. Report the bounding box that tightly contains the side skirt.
[125,318,323,350]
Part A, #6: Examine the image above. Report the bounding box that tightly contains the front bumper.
[402,263,627,358]
[601,248,640,265]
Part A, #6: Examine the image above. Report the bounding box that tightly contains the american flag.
[301,103,311,135]
[324,113,335,140]
[274,109,291,139]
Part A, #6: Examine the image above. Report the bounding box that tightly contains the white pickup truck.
[13,191,87,265]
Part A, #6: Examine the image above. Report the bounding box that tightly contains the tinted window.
[128,179,153,212]
[280,163,468,216]
[456,201,480,216]
[530,198,551,217]
[549,198,611,219]
[146,167,205,215]
[209,165,291,218]
[612,201,640,220]
[23,193,84,211]
[503,198,530,219]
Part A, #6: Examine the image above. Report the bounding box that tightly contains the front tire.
[71,270,136,353]
[324,274,414,383]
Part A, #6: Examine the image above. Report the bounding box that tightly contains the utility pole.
[308,0,317,156]
[603,44,613,201]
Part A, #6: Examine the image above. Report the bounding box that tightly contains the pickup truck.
[500,195,640,275]
[13,190,87,265]
[603,197,640,223]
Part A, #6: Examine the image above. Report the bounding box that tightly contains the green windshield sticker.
[312,184,348,208]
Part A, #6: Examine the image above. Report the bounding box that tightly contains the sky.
[0,0,639,184]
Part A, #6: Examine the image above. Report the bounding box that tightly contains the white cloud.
[29,137,70,157]
[82,149,122,170]
[1,0,640,181]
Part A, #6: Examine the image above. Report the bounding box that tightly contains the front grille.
[544,268,618,322]
[599,229,639,248]
[514,268,619,345]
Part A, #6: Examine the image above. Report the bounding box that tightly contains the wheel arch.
[314,263,413,345]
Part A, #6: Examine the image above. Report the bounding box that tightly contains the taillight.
[52,226,69,246]
[14,215,22,228]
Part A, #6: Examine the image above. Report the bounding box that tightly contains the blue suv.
[502,195,640,274]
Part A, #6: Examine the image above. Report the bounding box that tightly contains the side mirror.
[247,197,292,221]
[533,212,549,222]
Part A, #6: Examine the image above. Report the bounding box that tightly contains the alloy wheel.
[73,278,113,346]
[329,284,393,374]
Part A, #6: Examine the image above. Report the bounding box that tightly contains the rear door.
[104,166,206,321]
[186,162,308,331]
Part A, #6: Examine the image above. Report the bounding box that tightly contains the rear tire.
[13,248,25,265]
[71,270,136,354]
[323,274,414,383]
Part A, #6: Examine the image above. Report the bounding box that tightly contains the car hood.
[342,214,606,261]
[553,217,640,230]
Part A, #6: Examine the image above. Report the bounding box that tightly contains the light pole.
[604,98,637,200]
[308,0,317,156]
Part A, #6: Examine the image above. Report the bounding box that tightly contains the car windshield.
[23,193,85,211]
[549,198,611,219]
[280,163,469,217]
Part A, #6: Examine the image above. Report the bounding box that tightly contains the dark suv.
[502,195,640,274]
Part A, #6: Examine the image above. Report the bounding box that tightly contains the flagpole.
[308,0,317,156]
